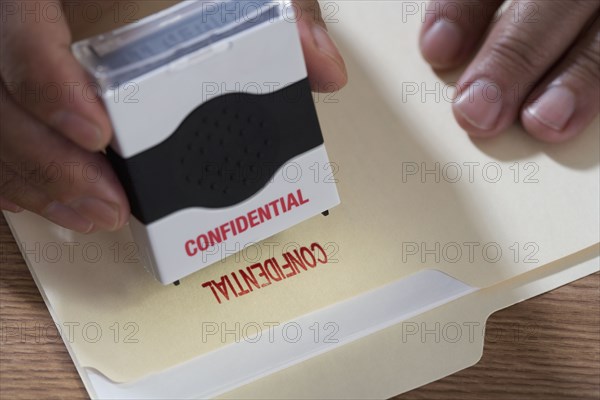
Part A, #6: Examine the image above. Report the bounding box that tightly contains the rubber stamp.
[72,0,340,284]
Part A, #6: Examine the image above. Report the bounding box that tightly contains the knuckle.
[487,33,550,76]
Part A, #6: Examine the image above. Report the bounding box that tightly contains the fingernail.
[526,86,576,132]
[455,79,503,131]
[42,201,94,233]
[51,111,103,150]
[70,197,120,231]
[420,19,463,68]
[312,24,347,75]
[2,203,23,213]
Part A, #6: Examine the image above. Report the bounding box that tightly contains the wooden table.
[1,215,598,399]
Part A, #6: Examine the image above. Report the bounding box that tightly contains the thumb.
[293,0,348,92]
[0,0,112,152]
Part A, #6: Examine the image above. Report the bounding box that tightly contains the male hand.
[420,0,599,142]
[0,0,347,232]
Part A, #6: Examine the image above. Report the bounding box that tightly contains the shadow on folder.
[315,37,487,289]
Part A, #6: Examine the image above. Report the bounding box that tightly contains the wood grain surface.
[1,214,598,400]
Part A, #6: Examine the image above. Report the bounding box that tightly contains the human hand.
[0,0,347,232]
[419,0,599,142]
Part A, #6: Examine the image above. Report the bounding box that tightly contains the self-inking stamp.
[72,0,340,284]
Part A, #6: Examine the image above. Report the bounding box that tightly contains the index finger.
[0,0,113,151]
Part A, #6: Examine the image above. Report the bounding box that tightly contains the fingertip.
[521,86,582,143]
[1,14,114,152]
[308,65,348,93]
[0,197,24,213]
[310,24,346,74]
[55,54,114,151]
[452,79,504,138]
[50,110,111,152]
[452,107,502,139]
[42,201,95,234]
[69,197,129,232]
[297,19,348,92]
[420,19,465,70]
[115,201,131,231]
[521,109,580,144]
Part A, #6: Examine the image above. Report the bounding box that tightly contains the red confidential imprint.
[201,242,328,304]
[185,189,310,257]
